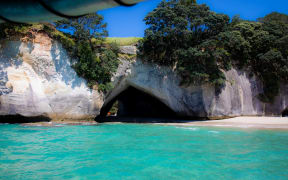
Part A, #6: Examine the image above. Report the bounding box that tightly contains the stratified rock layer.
[0,32,103,121]
[105,56,288,119]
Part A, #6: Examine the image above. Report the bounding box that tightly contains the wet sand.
[20,116,288,130]
[158,117,288,130]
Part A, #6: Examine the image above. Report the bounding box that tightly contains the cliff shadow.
[96,86,180,123]
[0,115,51,124]
[282,108,288,117]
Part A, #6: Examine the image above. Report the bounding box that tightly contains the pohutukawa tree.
[139,0,288,102]
[179,0,196,5]
[139,0,230,88]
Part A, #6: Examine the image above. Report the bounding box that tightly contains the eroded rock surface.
[1,37,287,121]
[105,56,288,119]
[119,46,137,55]
[0,32,103,121]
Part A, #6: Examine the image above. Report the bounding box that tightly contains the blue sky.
[98,0,288,37]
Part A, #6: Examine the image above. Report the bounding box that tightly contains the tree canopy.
[258,12,288,24]
[55,13,107,40]
[55,13,119,92]
[139,0,288,102]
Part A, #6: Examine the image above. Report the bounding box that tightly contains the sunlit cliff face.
[0,32,103,121]
[0,31,288,122]
[99,58,288,121]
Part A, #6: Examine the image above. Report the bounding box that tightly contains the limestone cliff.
[104,46,288,119]
[1,35,287,121]
[0,32,103,121]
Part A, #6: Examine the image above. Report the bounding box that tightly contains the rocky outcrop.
[0,32,103,121]
[1,35,287,121]
[104,48,288,119]
[119,46,137,55]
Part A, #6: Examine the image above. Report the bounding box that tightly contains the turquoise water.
[0,123,288,180]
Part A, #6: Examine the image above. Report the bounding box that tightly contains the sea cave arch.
[97,86,177,121]
[282,108,288,117]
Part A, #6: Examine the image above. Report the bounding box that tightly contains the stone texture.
[0,32,103,121]
[1,35,287,121]
[119,46,137,55]
[105,58,288,119]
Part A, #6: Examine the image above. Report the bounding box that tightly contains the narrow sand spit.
[159,117,288,130]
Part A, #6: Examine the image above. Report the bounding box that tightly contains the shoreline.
[2,116,288,130]
[155,117,288,130]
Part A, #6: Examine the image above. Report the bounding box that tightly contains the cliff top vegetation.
[104,37,142,46]
[139,0,288,103]
[0,13,120,93]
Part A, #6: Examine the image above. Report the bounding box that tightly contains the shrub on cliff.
[139,0,288,102]
[54,13,119,93]
[73,41,119,92]
[0,18,119,93]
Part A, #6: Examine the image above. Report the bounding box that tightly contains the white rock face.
[0,33,103,120]
[1,36,286,120]
[106,57,288,118]
[119,46,137,55]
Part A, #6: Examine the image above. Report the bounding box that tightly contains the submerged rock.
[0,32,103,122]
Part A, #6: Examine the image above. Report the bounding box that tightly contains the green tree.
[0,14,119,93]
[55,13,119,93]
[180,0,196,5]
[55,13,108,50]
[139,0,229,88]
[258,12,288,24]
[140,0,288,102]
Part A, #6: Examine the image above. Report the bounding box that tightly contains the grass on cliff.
[104,37,142,46]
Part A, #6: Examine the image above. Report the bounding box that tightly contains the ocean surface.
[0,123,288,180]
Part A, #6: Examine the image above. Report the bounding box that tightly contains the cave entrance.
[98,86,177,121]
[282,108,288,117]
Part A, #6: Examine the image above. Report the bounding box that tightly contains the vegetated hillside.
[139,0,288,103]
[0,13,120,93]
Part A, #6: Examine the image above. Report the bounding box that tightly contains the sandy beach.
[20,116,288,130]
[159,117,288,130]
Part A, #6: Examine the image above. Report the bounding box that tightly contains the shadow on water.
[0,115,51,124]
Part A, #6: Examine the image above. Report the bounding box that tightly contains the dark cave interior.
[282,108,288,117]
[97,86,178,122]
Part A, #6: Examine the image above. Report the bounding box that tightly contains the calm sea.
[0,123,288,179]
